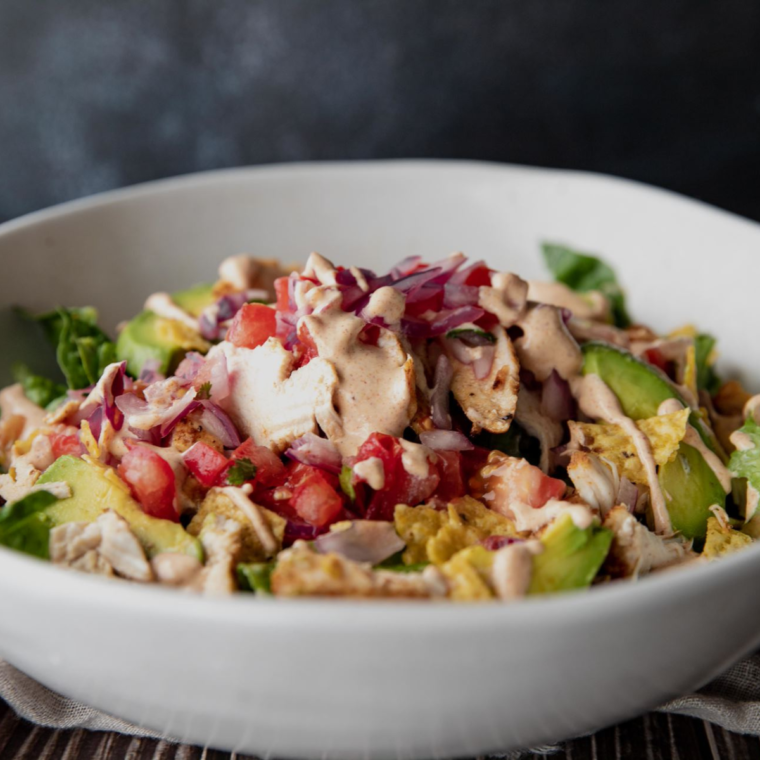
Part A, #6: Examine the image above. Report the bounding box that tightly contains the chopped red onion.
[87,405,104,441]
[159,397,201,437]
[198,402,241,449]
[617,477,639,513]
[481,535,522,551]
[175,352,205,383]
[401,306,485,339]
[541,370,575,422]
[424,252,466,285]
[78,362,127,431]
[192,351,230,403]
[284,521,328,545]
[449,259,488,287]
[429,355,453,430]
[314,521,405,565]
[138,358,165,384]
[442,284,480,308]
[419,429,474,451]
[391,256,423,279]
[392,267,444,296]
[285,432,343,474]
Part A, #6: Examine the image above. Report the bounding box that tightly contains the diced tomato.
[474,311,499,332]
[287,462,344,527]
[354,433,440,521]
[644,348,673,377]
[358,323,381,347]
[117,446,178,522]
[405,287,444,318]
[49,432,84,459]
[434,450,466,501]
[182,441,229,488]
[464,265,492,287]
[274,277,290,312]
[219,437,287,487]
[294,322,319,367]
[226,303,278,349]
[483,455,565,513]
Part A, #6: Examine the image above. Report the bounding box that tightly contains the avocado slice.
[659,443,725,541]
[528,513,612,594]
[172,283,216,318]
[116,283,215,377]
[581,342,723,458]
[38,456,203,560]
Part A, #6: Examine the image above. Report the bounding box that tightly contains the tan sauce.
[514,304,583,382]
[490,540,543,600]
[527,281,609,321]
[350,266,370,292]
[354,457,385,490]
[399,440,435,478]
[658,399,732,494]
[478,272,528,327]
[303,252,338,287]
[144,293,199,331]
[573,374,672,535]
[302,299,414,456]
[0,383,46,438]
[362,286,406,326]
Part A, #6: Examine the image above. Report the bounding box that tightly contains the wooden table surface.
[1,700,759,760]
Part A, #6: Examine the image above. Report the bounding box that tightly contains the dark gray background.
[1,0,759,224]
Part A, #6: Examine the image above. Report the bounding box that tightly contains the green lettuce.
[729,417,760,520]
[237,562,273,594]
[0,490,59,559]
[541,243,631,328]
[12,363,67,409]
[694,333,721,395]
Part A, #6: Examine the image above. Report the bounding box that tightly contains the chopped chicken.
[214,339,339,453]
[218,254,295,298]
[151,553,204,586]
[567,451,620,518]
[514,384,562,473]
[44,399,82,426]
[603,506,692,578]
[271,541,448,599]
[448,326,519,435]
[0,435,56,503]
[527,281,609,322]
[195,515,244,595]
[0,384,46,440]
[49,510,154,582]
[0,413,25,466]
[171,414,224,454]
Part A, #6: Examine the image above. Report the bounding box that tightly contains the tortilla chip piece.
[394,496,517,566]
[683,343,698,401]
[189,490,286,562]
[568,408,690,486]
[704,516,753,559]
[440,546,495,601]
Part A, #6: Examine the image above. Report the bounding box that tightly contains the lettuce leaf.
[541,243,631,328]
[12,363,67,409]
[237,562,273,594]
[728,417,760,520]
[0,490,59,559]
[694,333,721,395]
[33,307,115,390]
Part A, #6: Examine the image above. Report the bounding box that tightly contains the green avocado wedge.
[581,342,724,459]
[528,513,612,594]
[38,456,203,560]
[659,443,726,541]
[115,283,215,377]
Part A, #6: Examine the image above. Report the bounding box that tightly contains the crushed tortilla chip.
[683,343,698,401]
[703,516,752,559]
[188,489,285,562]
[79,420,101,459]
[440,546,495,601]
[155,318,211,352]
[668,324,697,340]
[395,496,517,566]
[568,408,690,486]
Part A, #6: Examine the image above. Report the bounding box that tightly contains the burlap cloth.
[3,655,760,756]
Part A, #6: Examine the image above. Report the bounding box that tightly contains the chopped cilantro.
[339,465,356,501]
[227,458,257,486]
[196,381,212,400]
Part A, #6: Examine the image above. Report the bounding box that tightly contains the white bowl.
[1,161,760,759]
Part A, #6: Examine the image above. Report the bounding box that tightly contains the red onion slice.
[429,355,453,430]
[198,402,242,449]
[617,477,639,513]
[175,352,205,384]
[285,433,343,474]
[541,370,575,422]
[480,535,522,551]
[449,259,488,287]
[401,306,485,339]
[192,351,230,403]
[419,429,474,451]
[443,284,480,308]
[314,521,405,565]
[391,256,423,279]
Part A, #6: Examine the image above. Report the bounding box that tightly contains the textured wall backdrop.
[0,0,758,223]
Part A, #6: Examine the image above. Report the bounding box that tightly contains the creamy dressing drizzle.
[350,267,370,292]
[514,304,583,382]
[573,373,672,535]
[490,541,542,600]
[219,255,258,290]
[657,399,732,493]
[144,293,199,331]
[362,286,406,325]
[302,297,413,456]
[399,440,435,478]
[527,281,608,321]
[477,272,528,327]
[303,253,338,286]
[354,457,385,490]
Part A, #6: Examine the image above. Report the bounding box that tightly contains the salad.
[1,244,757,601]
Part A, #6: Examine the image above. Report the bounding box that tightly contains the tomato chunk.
[464,264,492,287]
[481,455,565,514]
[226,303,278,349]
[219,438,287,487]
[354,433,440,521]
[182,441,229,488]
[274,276,290,312]
[287,463,344,527]
[49,432,84,459]
[434,450,466,501]
[117,446,178,522]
